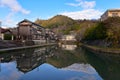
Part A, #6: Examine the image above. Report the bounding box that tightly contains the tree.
[103,17,120,47]
[83,22,106,40]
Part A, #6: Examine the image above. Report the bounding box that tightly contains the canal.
[0,44,119,80]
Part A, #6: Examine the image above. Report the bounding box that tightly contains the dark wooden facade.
[18,19,45,40]
[0,28,13,40]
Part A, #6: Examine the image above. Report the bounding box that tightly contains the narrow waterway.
[0,44,119,80]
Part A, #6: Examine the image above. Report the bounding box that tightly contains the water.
[0,45,120,80]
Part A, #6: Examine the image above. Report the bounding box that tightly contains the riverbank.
[81,43,120,54]
[0,43,57,53]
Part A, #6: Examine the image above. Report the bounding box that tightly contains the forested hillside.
[35,15,75,35]
[35,15,97,35]
[35,15,120,47]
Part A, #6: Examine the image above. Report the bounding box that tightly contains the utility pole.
[0,21,1,40]
[0,21,1,34]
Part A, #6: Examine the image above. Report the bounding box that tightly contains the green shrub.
[84,22,107,40]
[4,34,12,40]
[103,17,120,47]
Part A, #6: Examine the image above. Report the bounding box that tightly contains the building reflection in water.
[0,46,57,73]
[59,44,77,50]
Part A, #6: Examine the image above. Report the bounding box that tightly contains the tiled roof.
[107,9,120,12]
[18,19,45,29]
[0,28,12,33]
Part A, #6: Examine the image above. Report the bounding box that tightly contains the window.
[112,13,118,17]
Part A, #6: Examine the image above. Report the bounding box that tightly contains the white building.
[101,9,120,21]
[61,34,76,41]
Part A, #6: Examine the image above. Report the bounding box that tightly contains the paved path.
[0,43,57,52]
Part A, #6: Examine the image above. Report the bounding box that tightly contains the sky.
[0,0,120,27]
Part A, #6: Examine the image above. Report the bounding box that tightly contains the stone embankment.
[0,40,36,49]
[82,44,120,54]
[0,43,57,52]
[0,40,57,52]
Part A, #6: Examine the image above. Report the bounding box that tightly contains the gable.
[19,21,32,26]
[1,29,12,34]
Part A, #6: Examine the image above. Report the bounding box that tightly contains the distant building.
[101,9,120,21]
[10,28,18,36]
[61,31,76,42]
[61,35,76,41]
[45,28,57,42]
[0,28,13,40]
[18,19,45,40]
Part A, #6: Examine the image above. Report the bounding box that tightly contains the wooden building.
[0,28,14,40]
[18,19,45,40]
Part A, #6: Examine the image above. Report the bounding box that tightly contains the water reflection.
[0,46,57,73]
[0,45,119,80]
[83,48,120,80]
[61,63,97,74]
[60,44,77,50]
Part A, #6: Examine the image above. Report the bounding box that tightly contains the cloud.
[60,9,103,20]
[68,76,97,80]
[3,12,17,27]
[66,0,96,9]
[64,0,102,20]
[0,0,30,14]
[0,0,30,27]
[61,63,97,74]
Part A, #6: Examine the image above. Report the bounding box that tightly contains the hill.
[35,15,76,35]
[35,15,99,35]
[35,15,75,28]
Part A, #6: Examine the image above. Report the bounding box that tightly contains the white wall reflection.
[60,44,77,50]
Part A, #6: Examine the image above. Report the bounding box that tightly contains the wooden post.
[1,34,4,40]
[12,35,14,40]
[30,25,32,40]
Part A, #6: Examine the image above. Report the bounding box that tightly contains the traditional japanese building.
[0,28,13,40]
[17,19,45,40]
